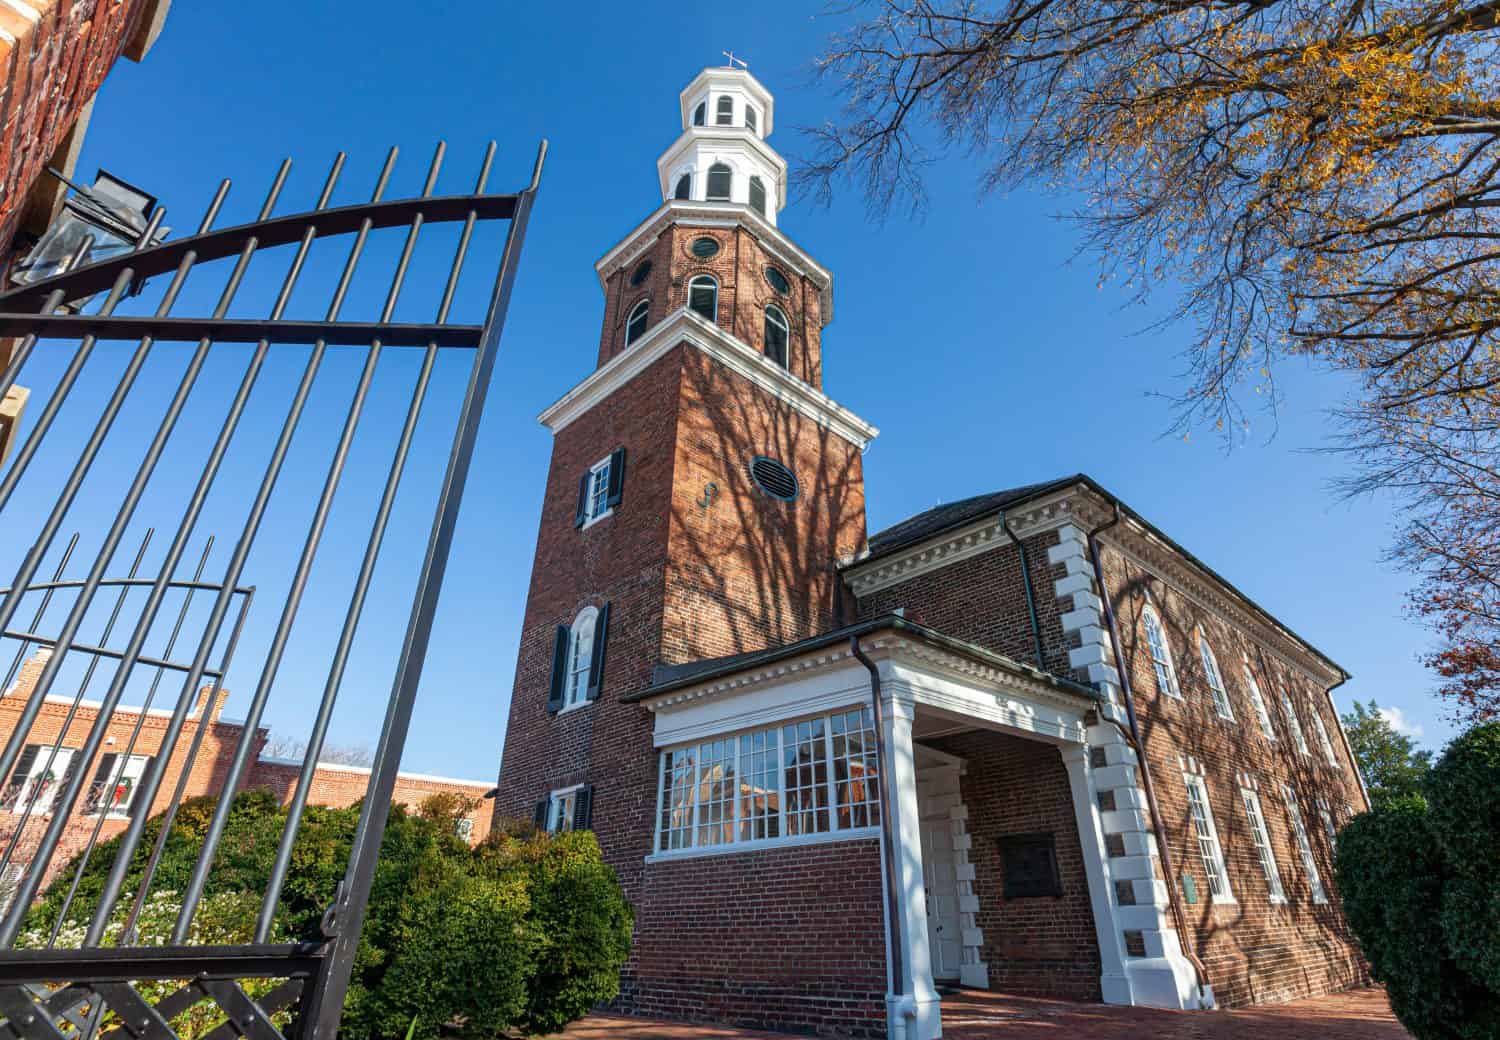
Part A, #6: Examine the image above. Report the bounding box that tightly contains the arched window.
[1196,628,1236,722]
[706,163,732,201]
[1141,605,1179,698]
[716,96,733,125]
[688,275,717,322]
[625,299,650,346]
[673,174,691,200]
[748,176,767,216]
[763,305,789,368]
[565,606,598,710]
[746,106,759,133]
[1241,662,1276,740]
[693,101,706,126]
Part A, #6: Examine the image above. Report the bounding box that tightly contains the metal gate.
[0,139,545,1040]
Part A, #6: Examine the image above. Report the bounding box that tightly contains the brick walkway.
[551,987,1408,1039]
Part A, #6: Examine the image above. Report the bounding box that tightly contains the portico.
[630,615,1158,1040]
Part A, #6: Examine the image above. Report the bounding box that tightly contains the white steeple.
[656,64,787,226]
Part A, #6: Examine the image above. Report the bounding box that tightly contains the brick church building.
[492,65,1371,1039]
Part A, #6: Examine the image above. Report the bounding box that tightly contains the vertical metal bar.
[45,536,216,943]
[0,234,98,408]
[252,146,452,935]
[86,150,398,946]
[304,138,544,1040]
[0,532,78,694]
[0,528,154,877]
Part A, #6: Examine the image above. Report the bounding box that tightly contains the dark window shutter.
[87,753,116,814]
[573,785,594,831]
[547,625,570,713]
[533,798,550,830]
[57,752,82,816]
[4,745,38,807]
[574,472,590,528]
[605,448,626,508]
[586,602,611,702]
[125,757,152,817]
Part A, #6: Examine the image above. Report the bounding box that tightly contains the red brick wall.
[246,760,492,843]
[0,0,166,260]
[857,529,1070,674]
[598,225,825,389]
[1099,543,1369,1006]
[922,730,1103,1000]
[627,839,887,1038]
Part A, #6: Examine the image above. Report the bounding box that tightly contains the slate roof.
[866,474,1085,557]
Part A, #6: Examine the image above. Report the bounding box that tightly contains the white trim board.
[537,306,878,451]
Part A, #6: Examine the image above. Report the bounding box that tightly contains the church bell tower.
[492,63,878,892]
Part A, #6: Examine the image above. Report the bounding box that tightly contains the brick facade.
[0,0,171,265]
[923,730,1103,1001]
[0,648,491,895]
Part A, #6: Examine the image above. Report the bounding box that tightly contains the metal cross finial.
[722,50,748,70]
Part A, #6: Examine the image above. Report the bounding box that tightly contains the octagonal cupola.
[656,64,787,226]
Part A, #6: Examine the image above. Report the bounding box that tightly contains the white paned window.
[1141,605,1180,698]
[1239,786,1286,902]
[1311,710,1340,769]
[1317,798,1339,848]
[1281,691,1310,756]
[1183,773,1234,903]
[89,753,151,817]
[563,606,597,710]
[1242,664,1276,741]
[1196,629,1236,722]
[655,707,881,856]
[6,745,76,815]
[547,787,579,833]
[1281,784,1327,904]
[582,456,612,526]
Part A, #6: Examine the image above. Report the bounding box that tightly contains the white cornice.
[844,484,1343,689]
[843,487,1088,598]
[638,631,1094,718]
[593,200,835,326]
[678,67,776,135]
[536,306,878,451]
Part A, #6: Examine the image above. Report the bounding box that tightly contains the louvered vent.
[749,455,799,502]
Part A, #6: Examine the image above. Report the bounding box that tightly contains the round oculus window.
[749,455,800,502]
[690,236,720,259]
[764,266,790,295]
[629,260,652,287]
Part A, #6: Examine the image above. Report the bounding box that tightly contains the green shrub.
[26,789,632,1039]
[1337,721,1500,1040]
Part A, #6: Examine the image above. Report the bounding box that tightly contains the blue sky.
[13,1,1450,782]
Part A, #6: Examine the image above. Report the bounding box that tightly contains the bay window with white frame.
[654,706,880,856]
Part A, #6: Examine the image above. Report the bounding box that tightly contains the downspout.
[851,636,917,1039]
[1085,505,1215,1008]
[999,510,1047,671]
[1324,672,1369,809]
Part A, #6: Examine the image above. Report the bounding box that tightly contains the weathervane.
[722,50,748,70]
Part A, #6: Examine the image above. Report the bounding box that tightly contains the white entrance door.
[919,797,963,981]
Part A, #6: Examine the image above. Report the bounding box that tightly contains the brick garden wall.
[246,760,492,843]
[627,838,887,1039]
[922,730,1103,1001]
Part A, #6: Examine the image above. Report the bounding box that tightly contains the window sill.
[556,700,592,718]
[646,824,879,864]
[1211,894,1238,907]
[580,508,614,532]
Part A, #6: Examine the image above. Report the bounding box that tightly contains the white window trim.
[1183,772,1235,905]
[559,605,599,714]
[1239,785,1287,904]
[1282,783,1327,904]
[546,783,584,834]
[649,707,881,862]
[1142,604,1181,699]
[1196,628,1236,723]
[10,745,76,816]
[579,456,614,530]
[1280,690,1311,757]
[1241,662,1276,742]
[1311,710,1341,770]
[624,299,650,347]
[92,753,151,819]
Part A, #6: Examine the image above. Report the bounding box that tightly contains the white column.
[1061,743,1132,1005]
[882,691,942,1040]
